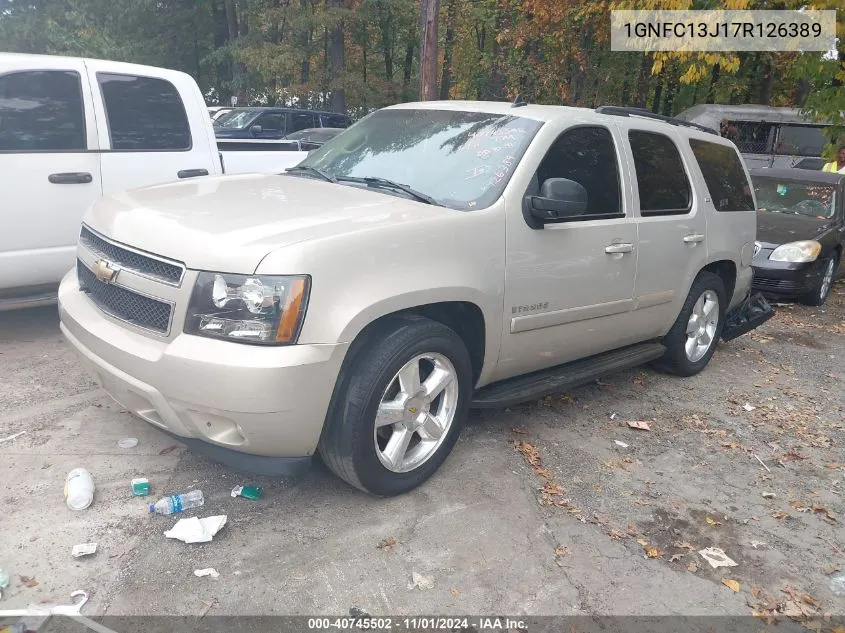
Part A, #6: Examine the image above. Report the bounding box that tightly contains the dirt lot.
[0,284,843,621]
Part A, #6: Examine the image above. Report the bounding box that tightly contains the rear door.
[287,111,317,135]
[0,56,102,295]
[85,61,218,194]
[620,125,708,338]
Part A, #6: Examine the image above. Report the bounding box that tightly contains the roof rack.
[594,106,719,136]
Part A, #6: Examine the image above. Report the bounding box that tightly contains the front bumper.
[58,270,349,475]
[751,259,823,298]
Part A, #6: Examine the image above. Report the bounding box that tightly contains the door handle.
[177,168,209,179]
[683,234,705,244]
[48,172,92,184]
[605,243,634,254]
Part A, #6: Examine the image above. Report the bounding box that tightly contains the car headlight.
[185,272,309,345]
[768,241,821,263]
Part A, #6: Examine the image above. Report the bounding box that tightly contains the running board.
[470,342,666,409]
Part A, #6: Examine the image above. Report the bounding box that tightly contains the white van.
[0,53,310,310]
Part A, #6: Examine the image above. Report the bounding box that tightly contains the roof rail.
[594,106,719,136]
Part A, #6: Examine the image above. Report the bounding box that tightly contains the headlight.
[768,241,821,263]
[185,272,309,345]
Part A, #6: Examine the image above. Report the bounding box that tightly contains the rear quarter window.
[689,139,755,212]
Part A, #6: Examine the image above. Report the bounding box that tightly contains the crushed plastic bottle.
[64,468,95,511]
[149,490,204,515]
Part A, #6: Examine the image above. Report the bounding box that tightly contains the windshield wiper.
[285,165,337,183]
[338,176,440,206]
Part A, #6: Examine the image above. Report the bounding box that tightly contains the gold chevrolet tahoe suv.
[58,101,771,496]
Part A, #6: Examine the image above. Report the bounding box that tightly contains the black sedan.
[750,168,844,306]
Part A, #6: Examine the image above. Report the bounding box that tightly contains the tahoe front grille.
[80,226,184,285]
[77,260,173,334]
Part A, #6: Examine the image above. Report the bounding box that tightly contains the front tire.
[801,254,838,307]
[319,315,472,496]
[653,271,727,377]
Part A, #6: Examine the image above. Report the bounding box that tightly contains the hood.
[755,210,831,246]
[83,173,453,273]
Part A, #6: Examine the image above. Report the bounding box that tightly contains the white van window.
[98,73,191,151]
[774,125,827,157]
[0,70,86,151]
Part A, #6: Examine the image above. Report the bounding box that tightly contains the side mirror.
[525,178,588,226]
[250,124,263,136]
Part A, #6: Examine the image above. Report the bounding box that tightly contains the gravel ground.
[0,282,842,623]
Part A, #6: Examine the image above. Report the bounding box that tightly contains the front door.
[0,57,102,295]
[496,125,639,381]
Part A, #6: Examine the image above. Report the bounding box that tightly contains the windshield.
[214,109,258,129]
[753,177,836,219]
[294,109,543,210]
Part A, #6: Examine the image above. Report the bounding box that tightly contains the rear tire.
[653,272,726,377]
[319,315,472,496]
[801,254,838,307]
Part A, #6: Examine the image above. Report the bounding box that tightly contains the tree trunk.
[418,0,440,100]
[224,0,247,105]
[378,2,394,81]
[300,0,311,84]
[706,64,720,102]
[651,79,663,113]
[758,55,773,105]
[402,33,414,94]
[794,78,810,106]
[329,0,345,113]
[487,0,507,100]
[439,0,457,100]
[634,54,651,109]
[662,74,677,116]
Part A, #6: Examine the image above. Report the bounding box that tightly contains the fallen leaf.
[20,576,38,588]
[377,537,398,550]
[752,587,762,598]
[626,523,638,536]
[554,545,569,558]
[607,529,626,540]
[772,511,789,519]
[634,498,650,506]
[802,594,821,608]
[542,481,565,496]
[159,445,179,455]
[645,547,663,559]
[632,373,647,387]
[674,541,695,550]
[687,562,698,573]
[722,579,740,592]
[450,587,461,597]
[705,517,723,527]
[627,420,652,431]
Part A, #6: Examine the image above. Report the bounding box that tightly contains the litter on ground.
[698,547,738,568]
[164,515,227,544]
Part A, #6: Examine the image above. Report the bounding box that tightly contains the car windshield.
[214,109,258,129]
[294,108,543,210]
[753,177,836,219]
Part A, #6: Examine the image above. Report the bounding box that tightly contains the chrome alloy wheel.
[373,353,459,473]
[685,290,719,362]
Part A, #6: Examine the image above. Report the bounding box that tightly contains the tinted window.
[298,109,542,210]
[288,112,316,133]
[629,131,691,215]
[255,112,284,134]
[99,73,190,150]
[689,140,755,212]
[775,124,827,157]
[0,70,85,151]
[320,113,351,128]
[536,126,622,218]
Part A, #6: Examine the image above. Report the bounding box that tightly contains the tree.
[418,0,440,100]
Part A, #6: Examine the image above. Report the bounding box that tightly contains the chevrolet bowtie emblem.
[93,259,120,284]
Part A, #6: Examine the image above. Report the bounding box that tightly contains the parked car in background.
[676,104,834,170]
[0,53,308,311]
[208,106,234,121]
[58,101,770,496]
[283,127,345,150]
[213,107,351,140]
[750,168,844,306]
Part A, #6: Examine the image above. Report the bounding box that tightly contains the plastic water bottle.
[65,468,95,511]
[149,490,204,515]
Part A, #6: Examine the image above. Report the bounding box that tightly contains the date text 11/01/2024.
[307,617,528,631]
